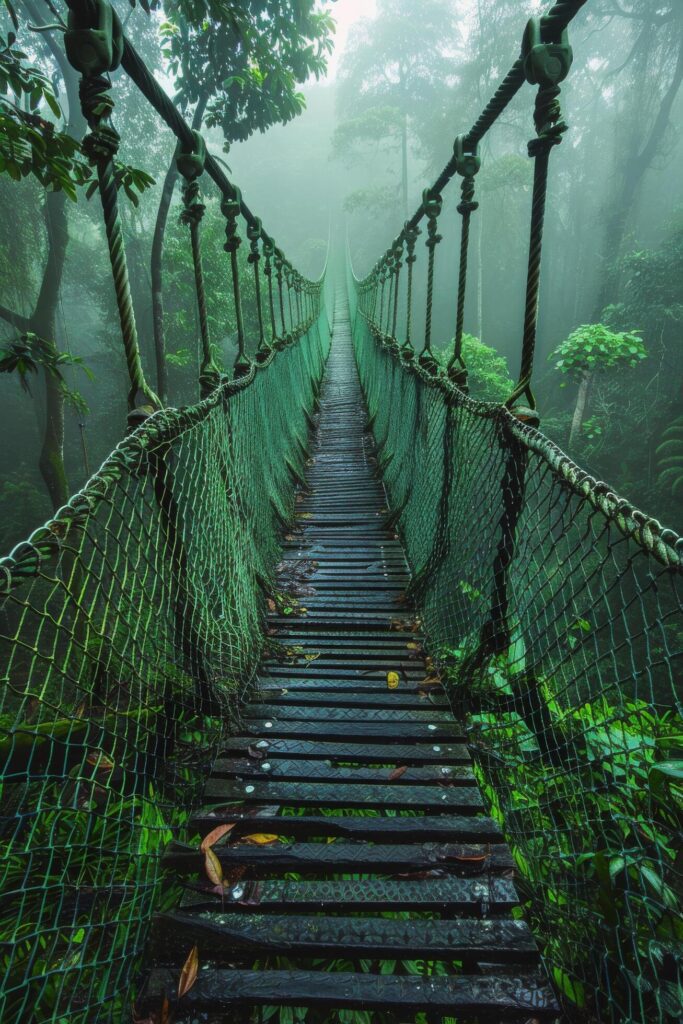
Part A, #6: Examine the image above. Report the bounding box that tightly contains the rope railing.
[350,1,682,1021]
[0,2,332,1020]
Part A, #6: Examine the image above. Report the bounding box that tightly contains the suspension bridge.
[0,0,681,1022]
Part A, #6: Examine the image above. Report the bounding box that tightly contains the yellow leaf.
[387,671,400,690]
[204,846,223,886]
[304,652,320,662]
[406,642,420,651]
[243,833,279,845]
[178,945,199,999]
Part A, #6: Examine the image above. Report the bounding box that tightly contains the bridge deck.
[141,289,559,1021]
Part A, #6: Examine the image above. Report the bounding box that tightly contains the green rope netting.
[350,269,682,1024]
[0,310,330,1023]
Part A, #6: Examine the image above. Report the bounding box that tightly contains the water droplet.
[230,884,245,901]
[265,721,273,729]
[261,762,272,772]
[432,745,441,752]
[245,784,255,794]
[256,740,269,749]
[428,724,437,731]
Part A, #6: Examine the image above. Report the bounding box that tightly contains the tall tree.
[149,0,334,401]
[591,0,683,316]
[333,0,458,220]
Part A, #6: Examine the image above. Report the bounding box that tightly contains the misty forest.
[0,1,681,1023]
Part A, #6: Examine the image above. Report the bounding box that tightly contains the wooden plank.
[152,912,538,964]
[243,705,454,724]
[189,812,502,843]
[212,758,473,785]
[142,968,559,1017]
[165,840,511,875]
[232,720,465,743]
[203,779,483,811]
[218,737,470,764]
[179,876,520,914]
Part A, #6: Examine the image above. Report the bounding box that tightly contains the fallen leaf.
[267,598,277,612]
[386,671,400,690]
[242,833,279,845]
[160,996,170,1024]
[178,945,199,998]
[204,846,223,886]
[447,852,489,863]
[389,765,407,781]
[200,823,235,852]
[304,652,320,662]
[247,745,265,760]
[406,642,421,651]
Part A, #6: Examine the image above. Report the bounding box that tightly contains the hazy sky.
[325,0,376,78]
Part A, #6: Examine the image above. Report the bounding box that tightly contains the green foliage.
[343,185,399,216]
[438,333,513,403]
[550,323,646,379]
[332,106,404,161]
[656,415,683,498]
[0,332,92,413]
[0,32,90,198]
[161,0,335,146]
[439,641,683,1020]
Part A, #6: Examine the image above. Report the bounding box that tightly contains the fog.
[1,0,681,552]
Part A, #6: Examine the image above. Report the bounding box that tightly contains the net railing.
[348,0,682,1018]
[351,301,681,1023]
[0,0,332,1017]
[0,319,330,1023]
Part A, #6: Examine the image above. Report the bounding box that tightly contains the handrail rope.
[63,0,312,287]
[402,0,588,235]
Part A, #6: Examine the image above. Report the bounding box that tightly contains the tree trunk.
[150,94,208,402]
[17,1,86,510]
[568,371,592,450]
[32,191,70,510]
[400,112,408,221]
[593,28,683,318]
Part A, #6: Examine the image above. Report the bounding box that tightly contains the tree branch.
[0,304,30,331]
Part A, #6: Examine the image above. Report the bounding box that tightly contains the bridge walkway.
[141,287,559,1022]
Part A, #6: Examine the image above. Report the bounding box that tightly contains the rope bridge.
[0,1,680,1023]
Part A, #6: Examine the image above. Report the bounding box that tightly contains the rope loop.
[175,129,206,182]
[64,0,123,77]
[221,189,243,254]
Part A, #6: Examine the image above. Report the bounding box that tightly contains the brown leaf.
[178,945,199,999]
[447,852,489,863]
[266,598,277,612]
[200,823,235,852]
[204,846,223,886]
[389,765,408,781]
[160,996,170,1024]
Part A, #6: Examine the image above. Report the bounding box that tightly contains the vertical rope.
[180,178,220,396]
[263,240,278,342]
[247,219,267,356]
[275,250,287,337]
[506,16,572,421]
[78,75,160,417]
[403,225,420,355]
[391,238,403,340]
[421,189,443,369]
[448,136,481,390]
[221,190,249,376]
